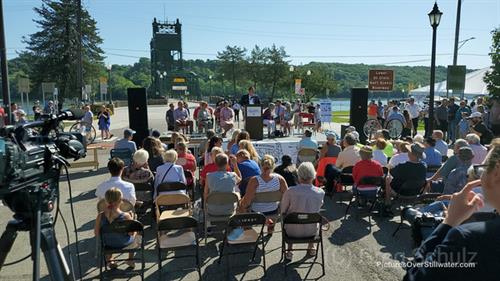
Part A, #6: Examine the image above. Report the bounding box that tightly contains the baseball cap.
[457,146,474,162]
[326,132,336,139]
[124,128,136,137]
[345,126,356,132]
[467,112,482,119]
[406,143,425,160]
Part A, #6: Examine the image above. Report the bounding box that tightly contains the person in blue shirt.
[386,106,406,125]
[298,129,318,150]
[423,137,442,167]
[114,129,137,154]
[235,149,261,196]
[455,100,471,124]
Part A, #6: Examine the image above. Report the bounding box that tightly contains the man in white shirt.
[405,98,420,136]
[95,158,136,205]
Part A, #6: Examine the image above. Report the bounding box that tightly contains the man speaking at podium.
[240,86,261,121]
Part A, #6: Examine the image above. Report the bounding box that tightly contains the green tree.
[484,28,500,99]
[24,0,104,105]
[217,45,247,96]
[264,44,289,101]
[247,45,268,90]
[300,66,336,102]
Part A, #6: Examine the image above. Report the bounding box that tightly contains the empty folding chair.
[155,193,192,222]
[218,213,267,278]
[204,192,239,244]
[281,212,325,278]
[157,216,201,280]
[99,220,145,281]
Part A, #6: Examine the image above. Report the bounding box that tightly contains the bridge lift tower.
[150,18,199,99]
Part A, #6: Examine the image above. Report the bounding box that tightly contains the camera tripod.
[0,186,73,281]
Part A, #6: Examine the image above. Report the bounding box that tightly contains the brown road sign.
[369,70,394,91]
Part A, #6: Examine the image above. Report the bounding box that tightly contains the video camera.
[0,109,86,214]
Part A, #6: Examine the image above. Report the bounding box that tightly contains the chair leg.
[196,243,202,280]
[217,239,225,265]
[99,250,103,281]
[262,239,267,275]
[320,239,325,276]
[158,248,162,280]
[344,195,354,219]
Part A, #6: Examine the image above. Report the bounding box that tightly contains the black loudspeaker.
[350,88,368,144]
[127,87,149,147]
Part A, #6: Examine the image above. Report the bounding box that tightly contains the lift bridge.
[150,18,200,99]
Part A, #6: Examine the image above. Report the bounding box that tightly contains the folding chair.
[426,165,441,178]
[253,190,283,228]
[156,193,192,222]
[298,112,315,133]
[133,181,153,216]
[297,148,318,165]
[392,192,440,237]
[204,192,239,244]
[393,179,427,207]
[110,148,133,166]
[157,216,201,280]
[97,199,135,214]
[344,176,384,225]
[281,212,325,277]
[99,220,145,281]
[218,213,267,279]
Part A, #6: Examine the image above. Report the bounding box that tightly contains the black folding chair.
[110,148,133,166]
[184,170,196,201]
[344,176,384,225]
[99,220,145,281]
[334,166,354,202]
[133,181,153,216]
[218,213,267,279]
[157,216,201,280]
[281,212,325,278]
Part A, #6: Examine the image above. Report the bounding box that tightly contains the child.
[94,188,136,269]
[458,112,470,139]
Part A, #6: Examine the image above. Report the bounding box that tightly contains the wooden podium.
[244,105,263,140]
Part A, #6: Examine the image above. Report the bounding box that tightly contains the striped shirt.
[251,174,280,213]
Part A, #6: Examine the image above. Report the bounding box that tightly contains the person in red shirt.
[200,147,229,190]
[352,146,384,190]
[368,100,378,120]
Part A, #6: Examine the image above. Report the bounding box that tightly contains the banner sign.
[253,141,299,165]
[100,83,108,95]
[42,82,55,93]
[18,78,30,93]
[447,65,466,91]
[294,79,302,94]
[368,70,394,91]
[319,100,332,123]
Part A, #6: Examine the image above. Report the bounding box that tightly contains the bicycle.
[362,118,404,140]
[69,121,97,144]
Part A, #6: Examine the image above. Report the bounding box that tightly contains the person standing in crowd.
[472,96,484,112]
[114,129,137,154]
[43,100,56,115]
[434,99,449,139]
[232,100,241,122]
[368,100,378,120]
[81,105,94,139]
[32,101,42,121]
[166,103,175,131]
[458,112,471,139]
[469,112,494,145]
[97,105,111,140]
[219,101,234,138]
[421,102,430,137]
[447,97,459,143]
[314,103,322,133]
[455,100,472,137]
[404,140,500,280]
[377,100,385,125]
[293,99,302,132]
[401,110,413,138]
[405,98,420,136]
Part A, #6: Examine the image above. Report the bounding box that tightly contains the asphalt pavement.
[0,103,409,281]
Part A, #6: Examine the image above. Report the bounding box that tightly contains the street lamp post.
[107,64,112,104]
[209,75,213,96]
[289,65,294,93]
[428,2,442,134]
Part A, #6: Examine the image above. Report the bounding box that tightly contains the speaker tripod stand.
[0,187,73,281]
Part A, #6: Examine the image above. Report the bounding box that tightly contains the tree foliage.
[23,0,104,104]
[217,46,247,96]
[484,28,500,99]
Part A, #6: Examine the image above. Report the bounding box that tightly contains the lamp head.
[428,2,443,28]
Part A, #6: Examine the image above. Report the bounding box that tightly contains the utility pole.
[76,0,83,102]
[452,0,462,66]
[0,0,10,124]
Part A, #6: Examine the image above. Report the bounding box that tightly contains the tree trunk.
[231,62,236,96]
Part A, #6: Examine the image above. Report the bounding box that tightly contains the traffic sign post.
[447,65,466,98]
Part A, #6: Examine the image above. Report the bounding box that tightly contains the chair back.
[253,190,282,203]
[358,176,384,186]
[228,213,266,228]
[297,148,317,163]
[157,182,188,193]
[100,219,144,234]
[133,182,152,192]
[110,148,133,165]
[426,165,441,173]
[157,216,198,231]
[399,180,426,196]
[97,199,135,213]
[283,212,322,225]
[339,166,354,185]
[206,192,239,206]
[156,193,191,206]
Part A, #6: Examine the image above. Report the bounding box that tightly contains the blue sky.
[4,0,499,69]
